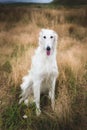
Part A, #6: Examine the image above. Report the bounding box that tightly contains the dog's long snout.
[46,46,51,51]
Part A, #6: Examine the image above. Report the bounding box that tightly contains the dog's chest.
[32,54,58,79]
[40,59,54,76]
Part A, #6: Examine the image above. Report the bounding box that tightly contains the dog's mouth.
[46,50,51,56]
[46,46,51,56]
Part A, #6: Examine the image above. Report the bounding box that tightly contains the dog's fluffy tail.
[19,74,33,104]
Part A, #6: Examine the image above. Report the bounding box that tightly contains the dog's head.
[39,29,58,56]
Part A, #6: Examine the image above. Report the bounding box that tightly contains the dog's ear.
[54,31,58,44]
[39,28,46,42]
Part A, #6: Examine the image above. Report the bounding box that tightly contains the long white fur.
[19,29,59,116]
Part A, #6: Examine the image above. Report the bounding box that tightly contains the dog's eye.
[43,36,46,39]
[50,36,53,39]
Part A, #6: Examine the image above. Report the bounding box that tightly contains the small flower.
[23,114,28,119]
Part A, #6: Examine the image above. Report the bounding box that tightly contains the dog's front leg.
[49,78,56,111]
[33,81,41,116]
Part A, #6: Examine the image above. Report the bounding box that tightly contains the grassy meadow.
[0,4,87,130]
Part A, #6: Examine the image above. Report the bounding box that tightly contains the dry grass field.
[0,5,87,130]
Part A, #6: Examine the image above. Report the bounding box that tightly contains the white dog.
[19,29,59,116]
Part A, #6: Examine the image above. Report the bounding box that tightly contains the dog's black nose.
[46,46,51,51]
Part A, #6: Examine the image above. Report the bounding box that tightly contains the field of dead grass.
[0,5,87,130]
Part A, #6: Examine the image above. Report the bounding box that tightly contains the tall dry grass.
[0,5,87,130]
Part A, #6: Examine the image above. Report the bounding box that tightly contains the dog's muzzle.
[46,46,51,56]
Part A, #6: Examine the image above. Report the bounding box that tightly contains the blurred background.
[0,0,87,130]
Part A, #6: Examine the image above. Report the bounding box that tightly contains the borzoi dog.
[19,29,59,116]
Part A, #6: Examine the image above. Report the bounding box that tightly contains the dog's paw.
[19,98,23,104]
[36,108,41,116]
